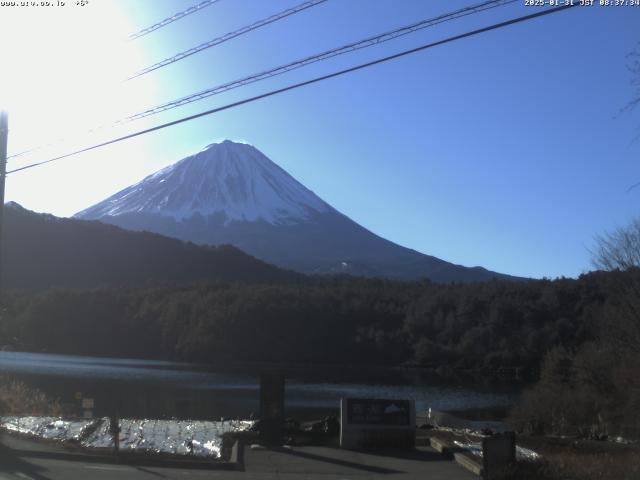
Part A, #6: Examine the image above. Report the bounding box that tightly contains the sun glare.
[0,2,156,152]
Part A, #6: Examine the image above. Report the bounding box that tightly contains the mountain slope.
[78,140,331,225]
[76,140,514,282]
[1,202,301,290]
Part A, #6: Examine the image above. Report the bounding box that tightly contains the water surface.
[0,351,517,419]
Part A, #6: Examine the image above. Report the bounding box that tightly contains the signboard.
[346,399,411,426]
[340,398,415,450]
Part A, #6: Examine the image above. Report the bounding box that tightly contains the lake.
[0,351,518,420]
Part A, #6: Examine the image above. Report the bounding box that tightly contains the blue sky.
[2,0,639,279]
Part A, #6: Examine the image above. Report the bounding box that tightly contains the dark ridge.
[1,203,303,290]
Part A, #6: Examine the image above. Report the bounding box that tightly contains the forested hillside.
[0,203,302,289]
[0,269,621,371]
[2,266,636,436]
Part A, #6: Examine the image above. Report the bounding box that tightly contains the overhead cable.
[129,0,222,41]
[8,0,514,161]
[7,3,578,175]
[119,0,517,124]
[128,0,328,80]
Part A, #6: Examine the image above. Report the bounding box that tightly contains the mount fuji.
[75,140,511,282]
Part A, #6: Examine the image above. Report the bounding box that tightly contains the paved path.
[0,433,477,479]
[242,444,477,479]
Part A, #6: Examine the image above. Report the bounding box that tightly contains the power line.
[7,3,578,176]
[8,2,228,159]
[128,0,328,81]
[119,0,517,124]
[7,146,38,161]
[128,0,222,41]
[7,0,513,162]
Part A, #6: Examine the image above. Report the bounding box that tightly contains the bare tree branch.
[623,43,640,114]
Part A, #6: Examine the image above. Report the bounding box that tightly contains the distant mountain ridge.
[76,140,516,282]
[1,202,301,290]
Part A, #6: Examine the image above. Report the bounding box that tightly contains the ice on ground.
[1,416,94,441]
[1,417,253,459]
[453,440,541,461]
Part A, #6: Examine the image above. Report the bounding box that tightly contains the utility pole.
[0,111,8,294]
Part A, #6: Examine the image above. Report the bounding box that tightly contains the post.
[108,382,121,461]
[259,374,285,446]
[109,413,120,460]
[0,111,7,293]
[482,431,516,478]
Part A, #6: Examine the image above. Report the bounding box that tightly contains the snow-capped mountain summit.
[76,140,330,224]
[76,140,514,282]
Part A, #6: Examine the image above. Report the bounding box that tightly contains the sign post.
[81,397,94,419]
[340,398,415,450]
[259,374,285,446]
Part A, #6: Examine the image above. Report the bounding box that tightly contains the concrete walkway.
[0,432,478,479]
[242,444,478,479]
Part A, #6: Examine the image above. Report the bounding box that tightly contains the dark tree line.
[0,270,624,373]
[508,216,640,439]
[1,260,637,437]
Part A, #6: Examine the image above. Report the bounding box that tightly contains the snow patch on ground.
[2,416,92,441]
[453,439,541,461]
[1,416,252,459]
